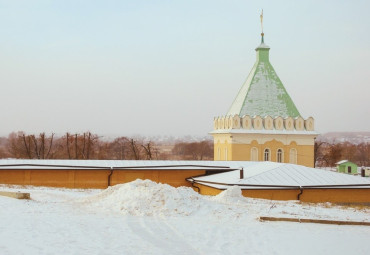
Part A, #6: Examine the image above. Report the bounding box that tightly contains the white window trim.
[264,148,271,161]
[276,148,284,163]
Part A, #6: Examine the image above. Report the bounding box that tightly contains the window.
[251,147,258,161]
[224,148,228,160]
[264,149,270,161]
[277,149,283,163]
[289,148,297,164]
[217,148,221,160]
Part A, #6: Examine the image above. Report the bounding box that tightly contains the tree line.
[0,131,214,160]
[2,132,367,166]
[315,141,369,167]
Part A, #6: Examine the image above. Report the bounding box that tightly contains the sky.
[0,0,369,138]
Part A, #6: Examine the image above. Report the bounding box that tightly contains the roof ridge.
[240,162,284,181]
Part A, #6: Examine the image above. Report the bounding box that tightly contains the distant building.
[362,167,370,177]
[336,160,358,175]
[211,28,317,167]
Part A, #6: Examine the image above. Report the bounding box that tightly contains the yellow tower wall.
[213,133,315,167]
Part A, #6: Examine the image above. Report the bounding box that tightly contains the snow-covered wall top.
[0,159,252,170]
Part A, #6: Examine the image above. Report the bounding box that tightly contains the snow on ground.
[0,180,369,255]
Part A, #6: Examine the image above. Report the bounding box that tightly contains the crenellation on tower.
[252,116,263,130]
[213,115,315,133]
[263,116,273,130]
[232,115,241,129]
[274,116,284,130]
[284,117,294,131]
[295,116,305,131]
[242,115,252,129]
[304,117,315,131]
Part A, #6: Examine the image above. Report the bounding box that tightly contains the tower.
[211,15,318,167]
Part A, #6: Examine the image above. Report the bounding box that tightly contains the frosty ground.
[1,180,369,255]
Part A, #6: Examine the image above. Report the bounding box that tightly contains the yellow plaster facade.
[212,127,317,167]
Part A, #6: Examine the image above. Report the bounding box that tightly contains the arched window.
[264,148,270,161]
[289,148,297,164]
[217,147,221,160]
[224,148,228,160]
[251,147,258,161]
[277,149,283,163]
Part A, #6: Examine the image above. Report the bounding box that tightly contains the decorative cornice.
[212,115,317,135]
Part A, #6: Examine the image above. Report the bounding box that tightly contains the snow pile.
[79,179,370,221]
[80,179,207,216]
[80,179,249,217]
[212,185,246,204]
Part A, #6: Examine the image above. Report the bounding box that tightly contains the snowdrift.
[79,179,370,221]
[80,179,248,217]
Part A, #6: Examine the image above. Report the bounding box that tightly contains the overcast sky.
[0,0,369,138]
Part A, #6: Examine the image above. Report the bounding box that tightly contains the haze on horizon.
[1,0,369,138]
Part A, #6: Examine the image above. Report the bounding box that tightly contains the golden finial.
[260,9,264,35]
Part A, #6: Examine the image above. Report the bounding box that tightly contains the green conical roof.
[227,35,300,118]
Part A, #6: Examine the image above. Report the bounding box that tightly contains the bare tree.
[142,142,158,160]
[22,133,32,159]
[314,141,329,167]
[109,137,129,159]
[129,139,141,160]
[356,143,370,166]
[172,140,213,160]
[63,132,100,159]
[7,132,55,159]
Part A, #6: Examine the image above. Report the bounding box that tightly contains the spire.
[226,14,301,118]
[260,9,264,43]
[256,9,269,51]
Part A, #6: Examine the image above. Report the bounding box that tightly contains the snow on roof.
[227,40,301,118]
[336,160,349,165]
[0,159,253,170]
[191,162,370,189]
